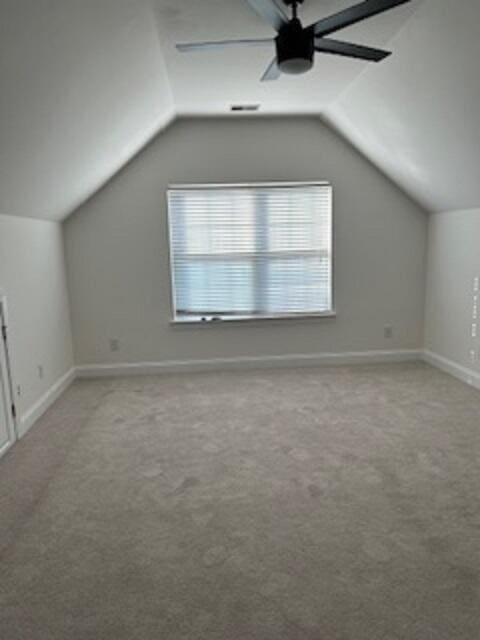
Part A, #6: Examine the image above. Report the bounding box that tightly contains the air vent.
[230,104,260,112]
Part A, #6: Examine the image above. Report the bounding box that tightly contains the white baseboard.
[17,368,76,439]
[422,350,480,390]
[9,350,477,448]
[0,438,14,460]
[11,351,479,442]
[76,349,422,378]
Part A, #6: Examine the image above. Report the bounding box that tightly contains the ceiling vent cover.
[230,104,260,112]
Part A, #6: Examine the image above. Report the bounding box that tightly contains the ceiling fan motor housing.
[276,18,314,75]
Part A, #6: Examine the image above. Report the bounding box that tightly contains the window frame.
[166,182,336,325]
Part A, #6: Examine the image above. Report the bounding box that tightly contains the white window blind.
[167,183,333,322]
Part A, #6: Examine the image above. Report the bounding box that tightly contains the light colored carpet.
[1,363,480,639]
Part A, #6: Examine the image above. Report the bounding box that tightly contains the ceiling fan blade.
[261,57,282,81]
[176,38,273,53]
[315,37,391,61]
[309,0,412,38]
[245,0,289,32]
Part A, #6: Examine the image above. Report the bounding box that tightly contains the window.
[167,183,333,323]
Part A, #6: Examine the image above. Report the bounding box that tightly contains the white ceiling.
[153,0,420,116]
[0,0,174,221]
[1,0,478,220]
[325,0,480,213]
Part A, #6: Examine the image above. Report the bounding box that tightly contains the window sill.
[170,311,337,326]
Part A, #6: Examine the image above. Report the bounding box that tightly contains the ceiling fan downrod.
[283,0,303,20]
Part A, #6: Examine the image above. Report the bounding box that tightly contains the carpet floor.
[0,363,479,639]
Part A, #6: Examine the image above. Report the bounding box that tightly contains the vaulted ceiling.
[325,0,480,213]
[1,0,478,221]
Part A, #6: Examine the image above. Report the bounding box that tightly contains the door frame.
[0,292,18,457]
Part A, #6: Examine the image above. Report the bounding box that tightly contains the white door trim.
[0,293,17,457]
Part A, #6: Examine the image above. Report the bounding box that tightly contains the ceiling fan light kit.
[176,0,412,82]
[276,16,314,75]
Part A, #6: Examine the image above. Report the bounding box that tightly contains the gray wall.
[64,117,428,366]
[425,209,480,372]
[0,214,74,418]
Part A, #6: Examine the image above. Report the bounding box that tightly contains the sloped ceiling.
[1,0,478,220]
[325,0,480,213]
[0,0,174,221]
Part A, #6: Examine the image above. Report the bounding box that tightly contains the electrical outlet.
[16,385,21,397]
[109,338,120,352]
[38,364,44,379]
[384,324,393,339]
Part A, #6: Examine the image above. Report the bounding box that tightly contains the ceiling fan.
[176,0,412,81]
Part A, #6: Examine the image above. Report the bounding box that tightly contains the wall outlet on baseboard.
[109,338,120,352]
[384,324,394,339]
